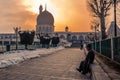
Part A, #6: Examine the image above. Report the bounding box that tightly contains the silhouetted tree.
[87,0,120,39]
[51,36,60,47]
[19,31,35,49]
[37,34,51,48]
[37,34,45,48]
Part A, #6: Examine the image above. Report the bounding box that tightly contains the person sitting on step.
[76,44,95,75]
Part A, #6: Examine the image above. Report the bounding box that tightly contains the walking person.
[76,44,95,75]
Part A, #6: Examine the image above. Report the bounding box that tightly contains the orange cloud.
[0,0,37,33]
[2,0,114,33]
[50,0,92,32]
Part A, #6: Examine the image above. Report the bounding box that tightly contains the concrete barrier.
[91,61,111,80]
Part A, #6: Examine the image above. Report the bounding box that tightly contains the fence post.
[100,40,101,54]
[2,40,4,52]
[95,40,96,51]
[111,37,114,60]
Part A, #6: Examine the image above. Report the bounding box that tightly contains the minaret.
[39,5,43,14]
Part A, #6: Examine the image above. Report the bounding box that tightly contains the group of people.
[76,44,95,75]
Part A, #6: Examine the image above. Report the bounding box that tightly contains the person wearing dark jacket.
[76,44,95,75]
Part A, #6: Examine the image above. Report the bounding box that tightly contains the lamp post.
[1,36,4,52]
[89,33,93,42]
[13,27,21,50]
[114,0,117,37]
[103,0,117,37]
[91,23,99,41]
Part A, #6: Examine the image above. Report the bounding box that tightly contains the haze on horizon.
[0,0,115,33]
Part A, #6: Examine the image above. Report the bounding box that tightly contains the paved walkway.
[0,49,90,80]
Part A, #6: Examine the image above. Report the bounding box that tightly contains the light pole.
[114,0,117,37]
[13,27,21,50]
[103,0,117,37]
[88,33,93,43]
[1,36,4,52]
[91,23,99,41]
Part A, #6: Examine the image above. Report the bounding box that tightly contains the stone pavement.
[0,48,90,80]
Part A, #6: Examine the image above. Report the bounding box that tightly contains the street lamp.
[13,27,21,50]
[113,0,117,37]
[103,0,117,37]
[91,23,99,41]
[87,33,93,43]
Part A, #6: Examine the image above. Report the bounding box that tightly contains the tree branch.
[94,0,100,14]
[104,0,112,17]
[87,0,100,17]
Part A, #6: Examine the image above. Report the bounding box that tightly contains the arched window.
[72,35,77,40]
[79,36,84,44]
[85,35,89,41]
[60,35,65,39]
[67,34,71,41]
[5,36,8,39]
[1,36,3,39]
[79,36,84,40]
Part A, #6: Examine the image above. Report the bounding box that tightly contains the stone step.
[91,61,111,80]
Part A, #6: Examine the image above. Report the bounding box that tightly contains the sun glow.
[21,0,92,32]
[22,0,63,29]
[23,0,55,14]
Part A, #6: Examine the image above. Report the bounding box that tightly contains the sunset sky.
[0,0,116,33]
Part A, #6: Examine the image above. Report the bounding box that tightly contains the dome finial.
[39,5,43,14]
[45,4,47,11]
[65,26,69,32]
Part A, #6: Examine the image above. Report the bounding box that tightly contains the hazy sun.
[22,0,67,31]
[23,0,54,14]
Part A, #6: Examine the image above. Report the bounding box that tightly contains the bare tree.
[87,0,115,39]
[117,3,120,26]
[91,20,100,40]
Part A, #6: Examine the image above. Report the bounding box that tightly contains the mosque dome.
[37,5,54,26]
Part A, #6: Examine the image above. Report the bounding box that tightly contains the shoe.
[81,72,86,75]
[76,68,81,72]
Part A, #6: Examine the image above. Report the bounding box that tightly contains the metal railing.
[0,44,36,52]
[90,36,120,64]
[0,42,63,53]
